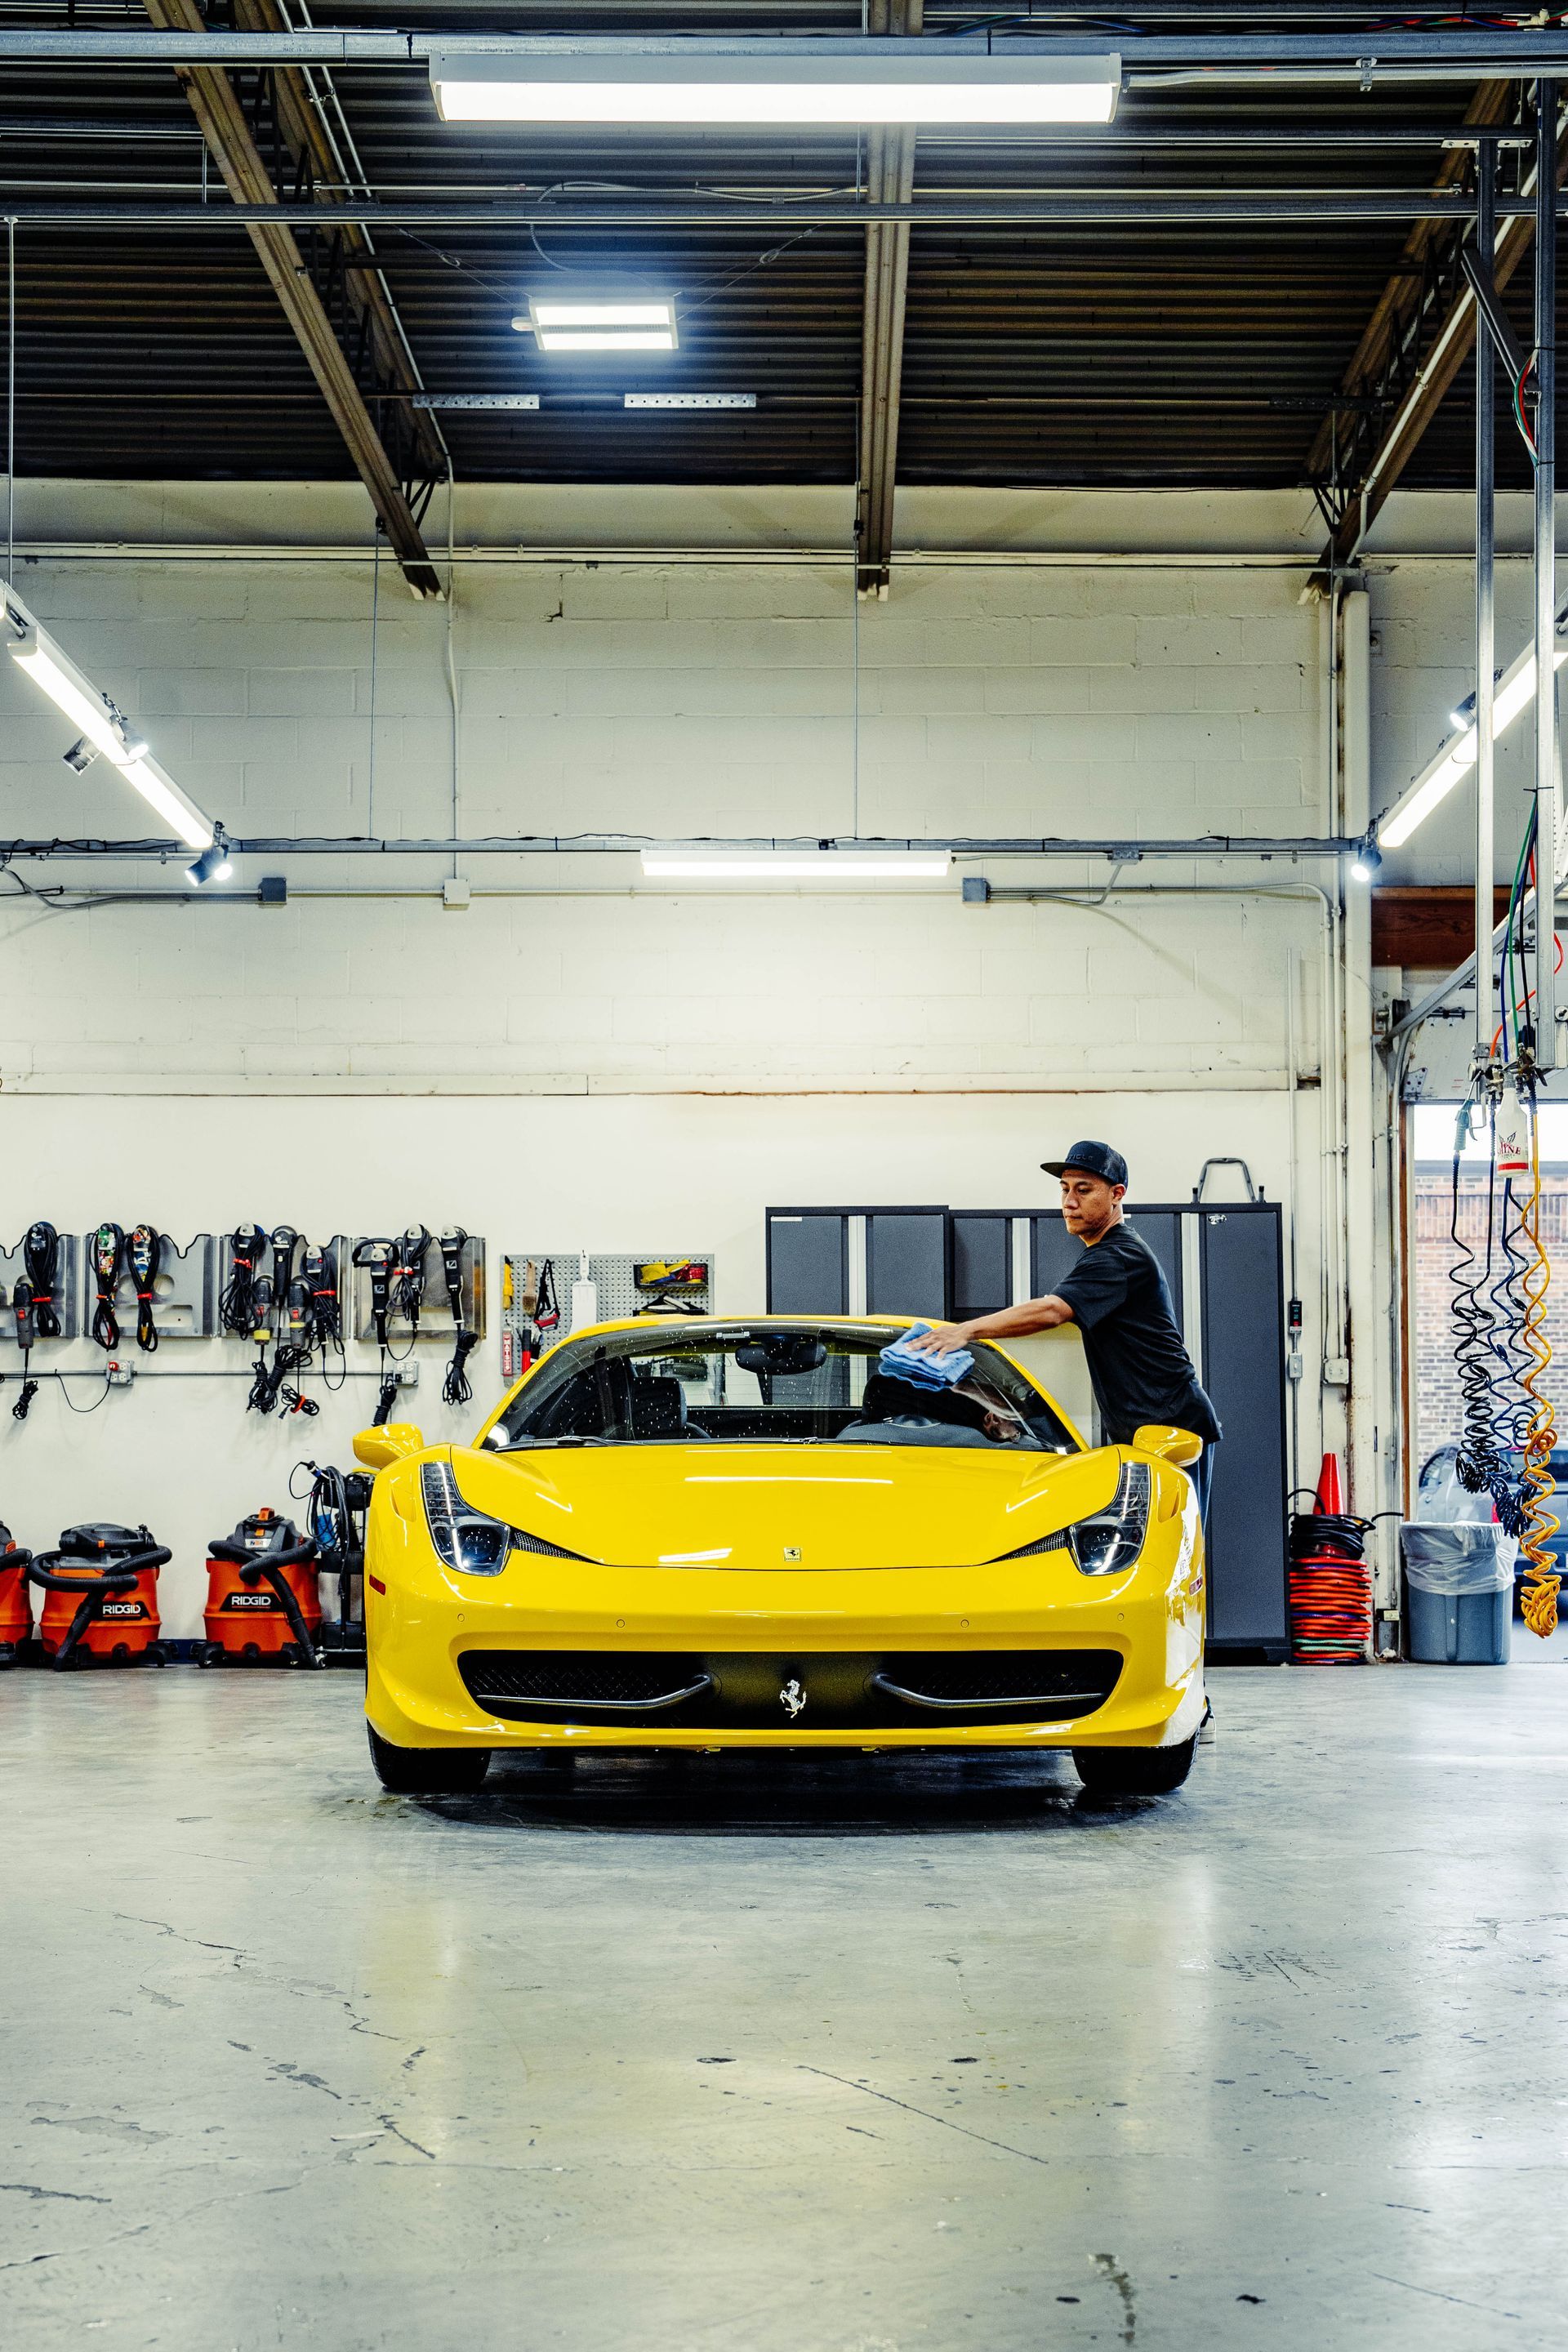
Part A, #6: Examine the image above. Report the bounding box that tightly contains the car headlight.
[418,1459,595,1575]
[421,1460,514,1574]
[1067,1462,1152,1577]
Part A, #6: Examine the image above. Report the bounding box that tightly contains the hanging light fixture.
[430,42,1121,128]
[3,581,217,851]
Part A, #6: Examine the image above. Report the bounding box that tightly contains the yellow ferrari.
[355,1315,1207,1799]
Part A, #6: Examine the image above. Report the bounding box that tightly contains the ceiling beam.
[1306,94,1568,591]
[1305,82,1512,489]
[14,193,1568,230]
[15,28,1568,74]
[229,0,445,484]
[141,0,442,597]
[855,0,920,599]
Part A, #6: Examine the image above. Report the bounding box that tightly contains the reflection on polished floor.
[2,1664,1561,2351]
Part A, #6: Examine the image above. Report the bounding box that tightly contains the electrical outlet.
[395,1364,420,1388]
[105,1361,136,1388]
[1324,1355,1351,1387]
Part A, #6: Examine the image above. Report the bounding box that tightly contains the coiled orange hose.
[1517,1103,1561,1639]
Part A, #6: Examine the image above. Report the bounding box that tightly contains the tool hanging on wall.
[11,1276,37,1421]
[26,1523,170,1668]
[440,1227,478,1405]
[0,1523,33,1666]
[24,1223,63,1339]
[301,1242,344,1383]
[390,1226,430,1348]
[353,1239,399,1422]
[220,1223,267,1337]
[127,1223,162,1352]
[247,1227,305,1414]
[88,1224,123,1352]
[201,1507,322,1668]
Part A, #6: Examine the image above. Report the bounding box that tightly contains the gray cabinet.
[767,1196,1290,1661]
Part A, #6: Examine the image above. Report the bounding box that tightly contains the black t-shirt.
[1052,1222,1222,1446]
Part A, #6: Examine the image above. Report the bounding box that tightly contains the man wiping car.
[908,1139,1222,1523]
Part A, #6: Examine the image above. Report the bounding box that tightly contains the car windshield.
[484,1323,1080,1454]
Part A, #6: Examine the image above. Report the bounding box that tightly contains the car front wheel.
[1072,1731,1198,1797]
[368,1722,490,1795]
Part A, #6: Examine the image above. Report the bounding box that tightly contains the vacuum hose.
[207,1534,323,1666]
[26,1542,171,1668]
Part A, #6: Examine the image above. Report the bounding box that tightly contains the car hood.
[448,1441,1124,1572]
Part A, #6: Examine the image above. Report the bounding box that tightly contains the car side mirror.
[1132,1423,1204,1468]
[354,1422,425,1471]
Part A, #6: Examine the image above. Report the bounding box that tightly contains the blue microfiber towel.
[878,1322,975,1391]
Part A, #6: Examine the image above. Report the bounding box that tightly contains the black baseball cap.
[1041,1139,1129,1188]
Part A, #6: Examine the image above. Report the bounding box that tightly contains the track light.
[1348,835,1383,883]
[3,581,217,851]
[430,42,1121,127]
[185,827,234,889]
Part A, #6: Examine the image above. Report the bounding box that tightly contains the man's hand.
[904,1321,979,1357]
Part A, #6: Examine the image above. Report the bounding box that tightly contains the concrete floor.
[4,1664,1567,2352]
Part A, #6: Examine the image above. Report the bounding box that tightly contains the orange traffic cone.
[1314,1452,1343,1516]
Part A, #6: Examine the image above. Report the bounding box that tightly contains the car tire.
[1072,1731,1199,1797]
[368,1722,491,1795]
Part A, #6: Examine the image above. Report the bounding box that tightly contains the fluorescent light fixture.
[430,42,1120,127]
[519,296,678,354]
[641,849,951,881]
[3,582,216,850]
[625,393,755,410]
[1379,635,1568,851]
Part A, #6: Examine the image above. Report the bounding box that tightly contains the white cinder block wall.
[0,481,1477,1629]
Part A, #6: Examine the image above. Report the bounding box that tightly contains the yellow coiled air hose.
[1517,1107,1561,1639]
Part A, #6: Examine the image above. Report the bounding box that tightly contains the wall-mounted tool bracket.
[0,1232,80,1343]
[98,1232,217,1340]
[218,1230,348,1339]
[283,1237,349,1339]
[351,1233,485,1343]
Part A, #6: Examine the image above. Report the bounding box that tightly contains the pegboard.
[350,1234,486,1345]
[502,1252,712,1366]
[0,1232,80,1345]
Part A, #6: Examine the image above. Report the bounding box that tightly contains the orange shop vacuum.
[202,1507,323,1667]
[0,1521,33,1667]
[26,1524,171,1668]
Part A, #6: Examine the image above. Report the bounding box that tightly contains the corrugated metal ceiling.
[0,4,1544,492]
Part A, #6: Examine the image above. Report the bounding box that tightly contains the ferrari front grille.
[456,1647,1120,1727]
[458,1650,710,1711]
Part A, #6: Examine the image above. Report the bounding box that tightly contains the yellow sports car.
[355,1315,1207,1799]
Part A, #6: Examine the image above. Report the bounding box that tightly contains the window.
[486,1322,1079,1454]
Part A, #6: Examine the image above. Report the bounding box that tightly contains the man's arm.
[906,1296,1074,1354]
